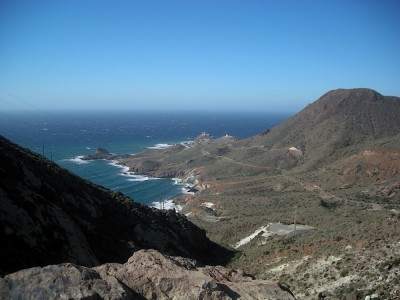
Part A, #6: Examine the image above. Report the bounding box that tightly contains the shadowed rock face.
[0,136,233,275]
[0,249,296,300]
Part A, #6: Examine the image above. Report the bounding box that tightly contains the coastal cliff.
[0,135,232,275]
[0,135,297,299]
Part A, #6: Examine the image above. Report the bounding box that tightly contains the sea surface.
[0,110,290,207]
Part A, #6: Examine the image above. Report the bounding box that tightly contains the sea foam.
[66,156,90,165]
[151,199,182,211]
[148,143,173,150]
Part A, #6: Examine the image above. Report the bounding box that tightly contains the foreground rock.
[0,249,296,300]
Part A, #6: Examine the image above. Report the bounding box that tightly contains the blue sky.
[0,0,399,112]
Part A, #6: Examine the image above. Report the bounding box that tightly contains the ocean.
[0,110,289,207]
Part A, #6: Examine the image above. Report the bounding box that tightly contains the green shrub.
[340,269,349,277]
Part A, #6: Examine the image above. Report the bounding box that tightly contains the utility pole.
[294,206,297,237]
[42,143,45,157]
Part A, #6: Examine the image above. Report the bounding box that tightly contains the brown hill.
[247,88,400,170]
[247,89,400,166]
[112,88,400,181]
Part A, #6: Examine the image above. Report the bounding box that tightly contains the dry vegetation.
[112,89,400,299]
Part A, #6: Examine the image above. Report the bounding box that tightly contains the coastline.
[71,141,199,210]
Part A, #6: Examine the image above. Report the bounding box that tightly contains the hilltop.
[245,88,400,170]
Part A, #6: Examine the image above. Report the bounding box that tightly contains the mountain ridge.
[246,88,400,169]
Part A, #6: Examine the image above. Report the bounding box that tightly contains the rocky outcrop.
[194,132,214,144]
[82,146,115,160]
[0,249,296,300]
[0,136,232,275]
[82,147,133,160]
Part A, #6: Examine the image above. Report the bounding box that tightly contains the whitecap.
[151,199,182,211]
[108,160,129,171]
[171,178,195,194]
[172,178,183,185]
[181,183,196,195]
[118,168,160,182]
[64,155,90,165]
[127,176,150,182]
[148,143,173,150]
[182,187,195,195]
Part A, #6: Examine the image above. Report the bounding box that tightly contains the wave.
[148,140,193,150]
[181,186,195,195]
[108,160,129,172]
[127,176,150,182]
[172,178,182,185]
[148,143,173,150]
[172,178,196,195]
[64,155,90,165]
[117,166,161,182]
[151,199,182,211]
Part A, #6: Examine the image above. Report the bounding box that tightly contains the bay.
[0,110,289,206]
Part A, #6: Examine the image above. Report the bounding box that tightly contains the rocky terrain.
[90,88,400,299]
[0,135,233,275]
[2,88,399,299]
[0,135,297,299]
[0,249,296,299]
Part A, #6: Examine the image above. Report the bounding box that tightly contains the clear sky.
[0,0,399,112]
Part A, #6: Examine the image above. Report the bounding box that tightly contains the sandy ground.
[234,223,314,249]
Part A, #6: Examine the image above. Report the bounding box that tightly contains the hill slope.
[247,88,400,169]
[92,88,400,298]
[0,135,232,275]
[110,88,400,186]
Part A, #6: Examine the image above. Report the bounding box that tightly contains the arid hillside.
[112,88,400,189]
[245,88,400,170]
[96,88,400,299]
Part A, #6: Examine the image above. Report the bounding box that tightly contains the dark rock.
[82,147,114,160]
[0,136,233,275]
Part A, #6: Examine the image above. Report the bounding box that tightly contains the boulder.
[0,249,296,300]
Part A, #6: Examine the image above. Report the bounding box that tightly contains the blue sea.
[0,111,289,207]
